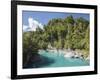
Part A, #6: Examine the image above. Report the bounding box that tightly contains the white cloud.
[23,25,28,31]
[38,23,43,29]
[23,17,44,32]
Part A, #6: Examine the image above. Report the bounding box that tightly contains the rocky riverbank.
[39,49,89,61]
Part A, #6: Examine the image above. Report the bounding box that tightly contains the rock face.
[64,50,84,59]
[86,56,90,61]
[64,51,75,58]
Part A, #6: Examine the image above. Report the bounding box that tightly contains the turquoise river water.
[24,50,89,68]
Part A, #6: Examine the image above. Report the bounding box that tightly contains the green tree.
[23,32,39,66]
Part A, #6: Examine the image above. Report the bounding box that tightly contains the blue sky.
[22,11,89,26]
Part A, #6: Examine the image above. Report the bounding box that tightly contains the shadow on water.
[23,54,55,69]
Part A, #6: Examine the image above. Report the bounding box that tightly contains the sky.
[22,11,89,31]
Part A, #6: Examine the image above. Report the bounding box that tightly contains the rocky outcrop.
[85,56,90,61]
[64,51,75,58]
[64,50,84,59]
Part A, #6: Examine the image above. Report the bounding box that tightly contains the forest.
[23,15,89,66]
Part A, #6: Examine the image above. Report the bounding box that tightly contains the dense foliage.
[23,15,89,65]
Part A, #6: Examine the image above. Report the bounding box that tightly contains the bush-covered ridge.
[23,15,89,66]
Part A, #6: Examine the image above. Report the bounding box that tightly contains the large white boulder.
[64,51,75,58]
[86,56,90,61]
